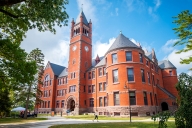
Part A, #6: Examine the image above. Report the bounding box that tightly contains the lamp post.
[124,81,131,123]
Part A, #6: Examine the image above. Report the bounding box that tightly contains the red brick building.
[36,10,178,116]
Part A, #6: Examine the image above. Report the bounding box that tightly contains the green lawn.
[65,115,151,120]
[49,122,176,128]
[0,117,47,124]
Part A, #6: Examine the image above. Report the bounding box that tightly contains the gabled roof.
[95,57,105,67]
[157,85,176,99]
[106,33,139,54]
[49,62,65,76]
[59,68,68,77]
[76,10,88,25]
[158,60,176,69]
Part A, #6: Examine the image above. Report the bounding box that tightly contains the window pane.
[114,92,120,105]
[113,69,118,83]
[127,68,134,81]
[126,51,132,61]
[112,53,117,63]
[141,69,145,82]
[139,53,143,63]
[129,92,136,105]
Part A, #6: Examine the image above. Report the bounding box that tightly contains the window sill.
[128,81,135,84]
[113,82,120,85]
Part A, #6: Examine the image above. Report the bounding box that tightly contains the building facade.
[36,10,178,116]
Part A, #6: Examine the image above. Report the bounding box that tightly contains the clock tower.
[67,10,92,114]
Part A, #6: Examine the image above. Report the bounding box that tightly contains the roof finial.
[81,4,83,11]
[120,30,122,34]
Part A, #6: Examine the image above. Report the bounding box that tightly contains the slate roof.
[145,52,152,60]
[49,62,65,76]
[157,85,176,99]
[158,60,176,69]
[59,68,68,77]
[106,33,139,54]
[76,10,89,25]
[95,57,105,67]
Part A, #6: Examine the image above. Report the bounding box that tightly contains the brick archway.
[66,96,76,111]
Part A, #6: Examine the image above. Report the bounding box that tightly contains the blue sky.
[21,0,192,75]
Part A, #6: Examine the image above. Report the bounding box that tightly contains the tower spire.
[81,4,83,11]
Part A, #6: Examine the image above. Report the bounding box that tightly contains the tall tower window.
[169,70,172,76]
[139,53,143,63]
[126,51,132,61]
[141,69,145,82]
[113,69,118,83]
[127,68,134,82]
[112,53,117,63]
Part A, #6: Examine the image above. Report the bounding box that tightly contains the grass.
[49,122,176,128]
[0,117,47,124]
[65,115,150,120]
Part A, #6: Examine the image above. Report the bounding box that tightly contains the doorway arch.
[161,102,169,111]
[67,98,75,111]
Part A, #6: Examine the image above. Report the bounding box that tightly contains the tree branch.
[0,8,18,18]
[0,0,26,6]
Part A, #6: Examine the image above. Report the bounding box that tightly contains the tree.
[24,48,44,118]
[0,0,69,44]
[175,73,192,128]
[0,38,37,115]
[173,10,192,69]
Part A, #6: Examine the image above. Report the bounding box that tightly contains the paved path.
[0,116,153,128]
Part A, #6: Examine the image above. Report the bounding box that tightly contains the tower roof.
[75,10,89,25]
[158,60,176,69]
[106,33,139,54]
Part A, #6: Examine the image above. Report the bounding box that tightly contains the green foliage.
[0,39,37,114]
[151,111,171,128]
[24,48,44,118]
[175,73,192,128]
[0,0,69,44]
[173,10,192,69]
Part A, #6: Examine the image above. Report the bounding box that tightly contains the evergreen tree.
[24,48,44,118]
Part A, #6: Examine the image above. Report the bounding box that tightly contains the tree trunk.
[24,84,32,119]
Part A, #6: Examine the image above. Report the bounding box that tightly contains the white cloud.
[154,0,161,10]
[21,26,70,67]
[76,0,97,23]
[124,0,146,12]
[161,39,179,53]
[165,49,192,74]
[93,37,115,58]
[115,8,119,16]
[148,0,161,21]
[187,71,192,76]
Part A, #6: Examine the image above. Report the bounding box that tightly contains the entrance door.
[67,99,75,111]
[161,102,169,111]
